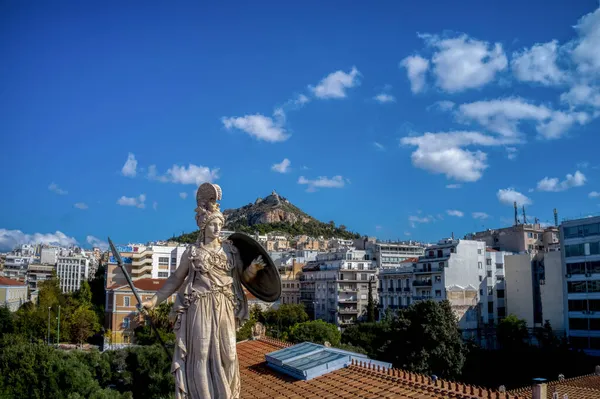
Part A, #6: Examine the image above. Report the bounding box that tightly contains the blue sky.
[2,0,600,250]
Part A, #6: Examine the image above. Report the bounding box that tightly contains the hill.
[171,190,360,243]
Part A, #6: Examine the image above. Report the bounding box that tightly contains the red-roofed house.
[105,278,176,344]
[0,276,28,311]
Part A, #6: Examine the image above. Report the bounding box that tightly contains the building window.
[124,296,130,307]
[487,287,493,295]
[123,317,130,329]
[497,276,504,282]
[158,272,168,278]
[438,262,444,268]
[496,263,503,269]
[158,257,169,265]
[487,270,492,277]
[497,289,505,298]
[437,250,443,258]
[486,259,491,266]
[565,243,585,258]
[479,276,483,282]
[435,290,441,297]
[487,302,494,313]
[478,262,483,269]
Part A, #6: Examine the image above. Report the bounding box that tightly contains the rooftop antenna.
[554,208,559,227]
[522,205,528,225]
[514,202,518,226]
[534,217,539,224]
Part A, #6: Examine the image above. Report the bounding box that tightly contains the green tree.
[382,300,465,378]
[0,305,14,334]
[134,302,175,345]
[497,314,529,350]
[341,321,391,359]
[289,320,341,346]
[69,305,101,345]
[260,304,309,339]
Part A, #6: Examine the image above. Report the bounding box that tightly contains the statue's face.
[204,219,223,241]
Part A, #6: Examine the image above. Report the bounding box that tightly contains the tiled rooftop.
[0,276,26,286]
[509,373,600,399]
[238,337,522,399]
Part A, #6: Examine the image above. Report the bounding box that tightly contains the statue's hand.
[249,256,266,273]
[141,296,158,311]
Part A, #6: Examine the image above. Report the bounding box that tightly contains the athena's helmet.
[195,183,225,243]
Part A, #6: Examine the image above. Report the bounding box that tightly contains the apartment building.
[378,239,509,334]
[2,244,36,281]
[360,238,425,268]
[56,254,90,293]
[280,261,303,305]
[40,247,59,265]
[560,215,600,355]
[104,278,177,344]
[0,276,28,311]
[466,223,559,254]
[26,263,55,291]
[505,251,564,331]
[106,243,187,288]
[300,248,377,327]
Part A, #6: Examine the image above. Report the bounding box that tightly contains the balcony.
[338,307,359,314]
[387,287,395,292]
[404,287,411,292]
[412,295,432,301]
[413,280,432,287]
[396,287,403,292]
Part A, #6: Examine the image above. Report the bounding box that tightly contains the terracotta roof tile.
[509,373,600,399]
[238,338,521,399]
[0,277,27,286]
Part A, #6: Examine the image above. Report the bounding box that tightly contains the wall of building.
[541,251,564,330]
[505,253,535,327]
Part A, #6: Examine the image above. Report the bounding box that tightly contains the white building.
[505,251,564,332]
[151,245,187,278]
[57,255,90,293]
[300,248,377,327]
[355,237,425,269]
[0,276,28,311]
[40,247,59,265]
[559,215,600,355]
[2,245,36,281]
[378,239,510,334]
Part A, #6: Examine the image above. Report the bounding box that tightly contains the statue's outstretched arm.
[153,248,190,305]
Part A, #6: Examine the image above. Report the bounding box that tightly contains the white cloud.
[179,192,188,199]
[589,191,600,198]
[457,97,589,139]
[497,188,532,206]
[511,40,565,85]
[404,231,411,237]
[373,142,385,151]
[400,55,429,93]
[472,212,490,219]
[74,202,88,210]
[294,94,310,106]
[571,5,600,75]
[409,215,434,228]
[48,183,67,195]
[86,235,108,250]
[272,158,291,173]
[560,84,600,108]
[221,112,289,142]
[149,164,219,185]
[506,147,518,160]
[117,194,146,209]
[121,153,137,177]
[298,175,346,192]
[446,209,464,217]
[419,33,507,93]
[309,67,360,99]
[446,184,462,189]
[429,100,456,112]
[537,170,586,192]
[373,93,396,103]
[400,131,508,182]
[0,229,78,251]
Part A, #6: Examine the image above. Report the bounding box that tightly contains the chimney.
[532,378,547,399]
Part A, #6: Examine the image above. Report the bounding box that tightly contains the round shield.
[228,232,281,302]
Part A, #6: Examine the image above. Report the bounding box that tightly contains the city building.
[300,248,377,327]
[279,260,303,305]
[356,237,425,268]
[466,222,559,254]
[377,239,510,337]
[104,278,177,345]
[26,263,55,291]
[0,276,28,311]
[56,254,90,293]
[505,251,564,331]
[40,246,59,265]
[2,244,36,281]
[560,215,600,355]
[105,242,187,288]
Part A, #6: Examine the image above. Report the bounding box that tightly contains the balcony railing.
[338,307,359,314]
[413,280,432,287]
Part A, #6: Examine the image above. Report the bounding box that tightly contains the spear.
[108,237,172,361]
